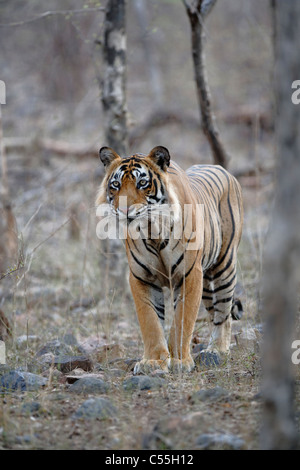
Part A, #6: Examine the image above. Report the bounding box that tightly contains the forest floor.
[0,136,299,451]
[0,0,299,450]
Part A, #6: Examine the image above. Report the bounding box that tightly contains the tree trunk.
[96,0,129,299]
[0,104,18,275]
[260,0,300,450]
[183,0,228,168]
[102,0,128,155]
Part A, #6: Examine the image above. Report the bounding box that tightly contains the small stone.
[40,355,93,373]
[72,397,117,420]
[123,375,166,391]
[195,432,245,450]
[36,339,74,357]
[15,434,36,444]
[194,350,220,368]
[16,335,38,347]
[0,371,47,392]
[68,377,109,394]
[20,401,41,416]
[191,386,230,403]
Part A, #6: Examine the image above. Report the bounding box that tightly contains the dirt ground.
[0,0,299,450]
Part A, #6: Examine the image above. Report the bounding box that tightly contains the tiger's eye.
[111,181,120,189]
[139,179,148,187]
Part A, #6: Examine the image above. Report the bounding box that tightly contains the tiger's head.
[96,146,179,224]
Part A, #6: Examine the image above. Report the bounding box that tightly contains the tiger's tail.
[231,298,243,321]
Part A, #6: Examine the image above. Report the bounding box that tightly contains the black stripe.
[176,249,200,290]
[130,269,161,292]
[160,239,169,251]
[211,249,234,281]
[129,248,153,276]
[212,273,236,294]
[142,238,158,257]
[171,253,184,276]
[213,296,233,306]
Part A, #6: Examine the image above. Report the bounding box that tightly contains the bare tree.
[95,0,129,297]
[183,0,229,168]
[260,0,300,450]
[0,103,18,276]
[101,0,128,155]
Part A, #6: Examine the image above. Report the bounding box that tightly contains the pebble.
[191,386,230,403]
[20,401,42,415]
[0,370,47,392]
[194,350,221,368]
[40,355,93,373]
[35,339,74,357]
[195,432,245,450]
[72,397,117,420]
[123,375,166,391]
[68,377,109,394]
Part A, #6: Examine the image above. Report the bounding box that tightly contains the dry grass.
[0,144,287,451]
[0,0,299,451]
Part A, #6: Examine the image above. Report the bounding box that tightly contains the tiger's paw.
[133,358,170,375]
[170,356,195,373]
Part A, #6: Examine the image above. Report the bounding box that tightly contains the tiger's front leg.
[129,273,170,374]
[168,266,203,372]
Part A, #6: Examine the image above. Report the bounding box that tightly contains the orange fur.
[96,146,243,373]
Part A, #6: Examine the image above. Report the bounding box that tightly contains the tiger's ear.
[99,147,121,169]
[148,146,170,171]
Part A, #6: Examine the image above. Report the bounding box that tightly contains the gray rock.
[191,386,230,403]
[68,377,109,394]
[36,339,74,357]
[194,350,220,368]
[20,401,41,415]
[0,371,47,392]
[195,432,245,450]
[72,397,117,420]
[15,434,36,444]
[123,375,166,391]
[40,355,93,373]
[16,335,38,347]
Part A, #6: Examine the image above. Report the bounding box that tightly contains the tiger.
[96,145,243,374]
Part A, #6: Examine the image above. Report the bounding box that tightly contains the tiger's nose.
[119,206,129,215]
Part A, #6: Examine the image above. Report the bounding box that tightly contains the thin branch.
[15,218,71,290]
[183,0,229,168]
[0,7,105,28]
[0,254,24,281]
[201,0,218,18]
